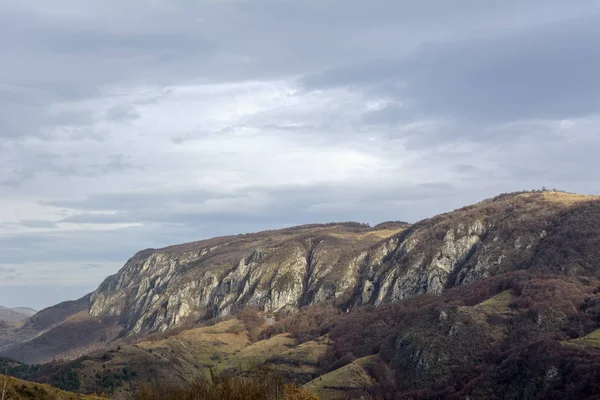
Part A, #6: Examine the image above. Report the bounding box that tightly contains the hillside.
[87,190,600,338]
[84,190,600,333]
[5,191,600,364]
[12,269,600,399]
[0,306,36,323]
[0,373,105,400]
[0,296,119,364]
[2,190,600,398]
[22,316,325,399]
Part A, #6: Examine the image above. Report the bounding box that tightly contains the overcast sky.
[1,1,600,309]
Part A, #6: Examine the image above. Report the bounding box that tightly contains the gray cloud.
[105,104,140,123]
[4,152,137,186]
[80,263,104,270]
[2,1,600,308]
[18,220,58,229]
[42,189,230,212]
[304,13,600,131]
[0,267,21,282]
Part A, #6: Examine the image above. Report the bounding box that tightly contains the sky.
[1,1,600,309]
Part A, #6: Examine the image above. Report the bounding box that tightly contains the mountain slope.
[4,190,600,366]
[0,373,105,400]
[25,269,600,399]
[0,306,36,322]
[89,191,600,337]
[88,222,408,335]
[3,191,600,399]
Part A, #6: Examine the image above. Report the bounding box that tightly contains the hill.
[13,269,600,399]
[86,190,600,338]
[5,190,600,364]
[2,190,600,399]
[0,306,36,323]
[0,373,105,400]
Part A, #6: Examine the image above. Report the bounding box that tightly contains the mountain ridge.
[88,190,600,336]
[2,190,600,399]
[3,190,600,365]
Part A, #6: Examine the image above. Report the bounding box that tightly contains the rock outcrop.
[87,192,600,335]
[89,223,406,334]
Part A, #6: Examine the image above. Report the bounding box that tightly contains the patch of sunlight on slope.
[519,191,600,206]
[137,318,249,367]
[457,290,516,343]
[566,329,600,348]
[218,334,296,370]
[476,290,514,313]
[329,228,405,241]
[303,355,377,400]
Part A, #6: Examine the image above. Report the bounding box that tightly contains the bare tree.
[0,369,13,400]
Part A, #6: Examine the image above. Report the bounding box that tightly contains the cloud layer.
[1,1,600,309]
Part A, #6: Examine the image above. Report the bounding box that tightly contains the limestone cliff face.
[88,192,600,335]
[89,223,407,334]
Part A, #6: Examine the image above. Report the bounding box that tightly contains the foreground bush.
[132,368,318,400]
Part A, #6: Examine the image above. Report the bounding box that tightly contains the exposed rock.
[79,192,600,336]
[89,223,408,334]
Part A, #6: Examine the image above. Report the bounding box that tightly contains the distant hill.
[0,306,36,322]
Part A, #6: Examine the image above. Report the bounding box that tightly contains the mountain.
[2,190,600,399]
[4,190,600,360]
[87,190,600,336]
[0,306,36,322]
[88,221,410,335]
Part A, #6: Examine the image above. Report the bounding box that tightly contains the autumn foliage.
[132,367,318,400]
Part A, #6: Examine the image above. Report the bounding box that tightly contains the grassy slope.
[68,319,249,399]
[518,191,600,206]
[0,375,105,400]
[567,329,600,348]
[303,355,377,400]
[457,289,516,343]
[60,318,329,399]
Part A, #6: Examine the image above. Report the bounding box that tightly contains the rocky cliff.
[88,222,408,334]
[88,191,600,336]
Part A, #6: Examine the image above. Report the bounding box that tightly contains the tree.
[1,370,14,400]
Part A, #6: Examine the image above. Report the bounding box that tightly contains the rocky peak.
[88,192,600,336]
[89,223,406,334]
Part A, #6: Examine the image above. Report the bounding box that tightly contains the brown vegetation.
[0,372,105,400]
[256,270,600,399]
[263,304,341,344]
[132,367,318,400]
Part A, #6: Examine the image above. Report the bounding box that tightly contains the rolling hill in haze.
[0,306,36,322]
[2,190,600,399]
